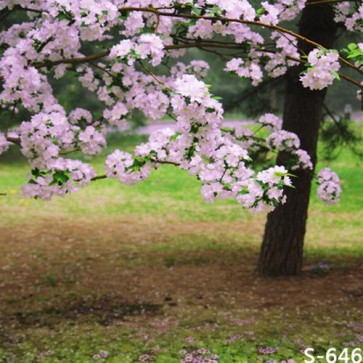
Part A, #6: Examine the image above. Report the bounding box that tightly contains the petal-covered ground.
[0,216,362,362]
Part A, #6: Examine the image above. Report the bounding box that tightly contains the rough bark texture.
[257,6,338,276]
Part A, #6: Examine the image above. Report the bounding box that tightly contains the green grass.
[1,133,362,246]
[0,133,362,362]
[0,134,251,223]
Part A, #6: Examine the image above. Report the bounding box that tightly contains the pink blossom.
[266,130,300,151]
[1,0,352,210]
[258,113,282,130]
[300,49,340,90]
[78,126,106,155]
[0,133,10,155]
[174,75,210,103]
[23,159,96,200]
[317,168,342,204]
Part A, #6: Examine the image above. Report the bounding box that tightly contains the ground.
[0,134,362,362]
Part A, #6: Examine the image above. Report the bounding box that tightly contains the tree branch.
[120,6,363,76]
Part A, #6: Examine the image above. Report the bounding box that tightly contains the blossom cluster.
[92,350,109,360]
[258,113,282,131]
[138,353,156,362]
[109,34,165,66]
[225,120,313,172]
[316,168,342,204]
[0,0,353,207]
[103,75,301,212]
[18,110,106,168]
[300,49,341,90]
[22,159,96,200]
[171,60,210,79]
[258,346,279,354]
[180,348,219,363]
[225,58,263,86]
[224,30,300,83]
[334,3,363,32]
[0,133,10,155]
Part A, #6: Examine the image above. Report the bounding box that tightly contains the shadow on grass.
[3,296,161,328]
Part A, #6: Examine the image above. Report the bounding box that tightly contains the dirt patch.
[4,297,161,328]
[0,217,362,332]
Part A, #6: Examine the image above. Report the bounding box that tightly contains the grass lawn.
[0,132,362,362]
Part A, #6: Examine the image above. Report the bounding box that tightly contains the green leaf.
[332,71,340,80]
[31,168,41,177]
[118,10,130,20]
[186,144,197,160]
[190,123,200,133]
[192,6,202,16]
[52,171,70,185]
[56,11,73,21]
[209,6,222,16]
[256,7,265,16]
[347,43,358,51]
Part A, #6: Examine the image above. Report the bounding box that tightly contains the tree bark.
[257,5,338,276]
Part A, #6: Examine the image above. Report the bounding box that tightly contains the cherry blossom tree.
[0,0,362,275]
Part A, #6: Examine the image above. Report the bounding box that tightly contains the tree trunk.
[257,5,338,276]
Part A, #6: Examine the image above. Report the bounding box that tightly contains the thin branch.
[338,73,363,89]
[306,0,356,5]
[29,45,239,74]
[120,6,363,76]
[5,136,20,146]
[285,55,363,89]
[27,45,363,89]
[91,175,107,181]
[12,5,43,14]
[90,159,179,183]
[150,159,179,166]
[138,61,173,92]
[33,50,110,68]
[4,6,362,78]
[90,62,115,79]
[154,12,161,33]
